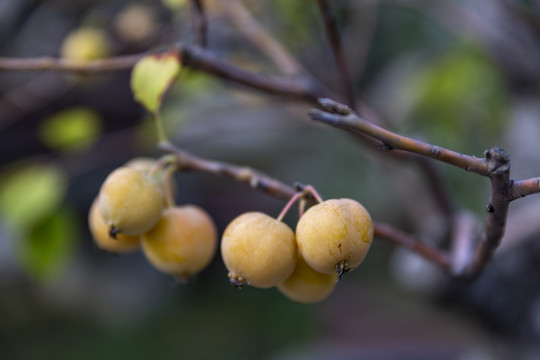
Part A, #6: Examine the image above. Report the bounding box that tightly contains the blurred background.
[1,0,540,358]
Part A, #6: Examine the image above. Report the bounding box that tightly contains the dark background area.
[1,0,540,359]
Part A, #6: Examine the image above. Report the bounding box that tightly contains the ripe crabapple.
[296,198,373,275]
[221,212,297,289]
[141,205,217,281]
[88,199,140,253]
[124,157,157,174]
[277,253,338,304]
[98,167,164,237]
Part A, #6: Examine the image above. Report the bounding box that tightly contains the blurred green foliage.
[0,164,75,280]
[40,107,102,152]
[408,42,507,154]
[0,164,67,230]
[18,207,77,281]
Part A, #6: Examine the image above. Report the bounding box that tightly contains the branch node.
[485,147,510,176]
[318,98,352,115]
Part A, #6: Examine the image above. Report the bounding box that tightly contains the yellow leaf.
[131,52,181,113]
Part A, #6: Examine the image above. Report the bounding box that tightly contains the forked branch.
[159,142,449,269]
[308,98,523,278]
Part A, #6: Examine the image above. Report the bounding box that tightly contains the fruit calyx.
[336,260,353,279]
[108,226,120,239]
[228,273,247,289]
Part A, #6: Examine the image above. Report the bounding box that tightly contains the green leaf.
[0,164,67,230]
[39,107,102,152]
[17,207,77,281]
[131,52,181,113]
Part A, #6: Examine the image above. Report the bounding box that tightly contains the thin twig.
[309,99,490,175]
[0,45,332,103]
[374,222,451,270]
[0,54,145,73]
[507,177,540,201]
[466,148,511,277]
[218,0,302,76]
[316,0,356,108]
[181,45,331,101]
[159,142,450,267]
[309,99,519,279]
[190,0,208,48]
[159,142,296,201]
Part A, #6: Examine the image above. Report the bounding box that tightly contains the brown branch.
[507,177,540,201]
[308,99,519,279]
[159,142,450,267]
[0,45,332,103]
[218,0,302,76]
[466,148,511,277]
[159,142,296,201]
[316,0,356,108]
[374,223,450,270]
[181,46,331,102]
[308,99,490,175]
[316,98,457,221]
[0,54,145,73]
[190,0,208,48]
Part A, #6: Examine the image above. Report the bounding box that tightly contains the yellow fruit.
[88,199,140,253]
[124,157,170,194]
[124,157,156,174]
[277,253,337,303]
[98,167,164,236]
[60,27,110,61]
[296,198,373,275]
[141,205,217,280]
[221,212,297,289]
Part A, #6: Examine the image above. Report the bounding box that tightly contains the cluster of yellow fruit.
[89,160,374,304]
[221,198,374,303]
[88,158,217,282]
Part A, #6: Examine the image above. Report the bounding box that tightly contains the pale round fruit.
[141,205,217,280]
[296,198,373,275]
[88,199,140,253]
[60,27,110,61]
[124,157,156,174]
[98,167,164,236]
[277,253,337,304]
[221,212,297,289]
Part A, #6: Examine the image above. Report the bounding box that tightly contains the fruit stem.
[162,164,177,209]
[153,110,169,144]
[277,191,303,222]
[299,198,306,218]
[304,185,324,203]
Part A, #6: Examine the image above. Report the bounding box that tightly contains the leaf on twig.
[131,52,181,113]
